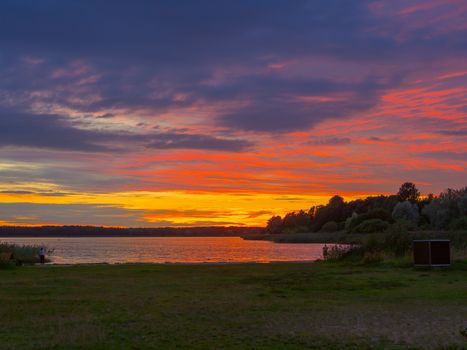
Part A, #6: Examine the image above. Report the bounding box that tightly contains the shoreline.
[35,259,322,266]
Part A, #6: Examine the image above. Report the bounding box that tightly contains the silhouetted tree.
[397,182,420,202]
[282,210,311,232]
[311,195,345,231]
[266,216,283,234]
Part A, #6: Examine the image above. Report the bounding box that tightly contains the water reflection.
[2,237,335,264]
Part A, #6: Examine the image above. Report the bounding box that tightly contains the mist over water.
[2,237,332,264]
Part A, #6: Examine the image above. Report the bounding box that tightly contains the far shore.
[0,225,263,238]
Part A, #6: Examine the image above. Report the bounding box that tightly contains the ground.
[0,261,466,349]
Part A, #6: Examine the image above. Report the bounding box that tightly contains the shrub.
[449,216,467,231]
[0,243,53,264]
[320,221,338,232]
[322,244,353,261]
[422,201,454,229]
[353,218,390,234]
[392,201,419,224]
[393,219,417,231]
[345,212,358,231]
[383,223,412,256]
[346,209,391,233]
[458,194,467,216]
[422,187,467,229]
[362,251,384,264]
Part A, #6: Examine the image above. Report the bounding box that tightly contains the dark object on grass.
[413,240,450,267]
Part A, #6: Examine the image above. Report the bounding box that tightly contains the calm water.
[1,237,332,264]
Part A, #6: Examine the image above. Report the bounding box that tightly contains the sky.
[0,0,466,227]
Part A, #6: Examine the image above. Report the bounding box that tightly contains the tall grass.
[323,225,467,264]
[0,242,53,264]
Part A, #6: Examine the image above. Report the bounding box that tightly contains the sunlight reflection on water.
[1,237,335,264]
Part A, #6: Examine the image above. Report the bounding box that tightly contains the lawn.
[1,261,466,349]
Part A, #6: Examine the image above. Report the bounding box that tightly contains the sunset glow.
[0,1,465,227]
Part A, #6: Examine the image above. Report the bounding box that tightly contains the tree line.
[0,226,263,237]
[266,183,467,234]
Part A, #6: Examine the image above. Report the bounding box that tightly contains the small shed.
[413,239,450,267]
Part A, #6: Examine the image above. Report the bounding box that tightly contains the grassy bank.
[1,262,466,349]
[243,231,354,243]
[244,230,467,245]
[0,243,52,265]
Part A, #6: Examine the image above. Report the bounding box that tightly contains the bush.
[345,212,358,231]
[422,187,467,229]
[353,218,390,234]
[362,251,384,264]
[449,216,467,231]
[392,201,419,224]
[0,243,53,264]
[346,209,391,233]
[422,201,453,229]
[320,221,338,232]
[322,244,353,261]
[383,224,412,256]
[393,219,417,231]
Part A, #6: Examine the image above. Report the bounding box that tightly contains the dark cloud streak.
[0,108,252,152]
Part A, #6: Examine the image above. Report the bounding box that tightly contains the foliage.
[422,187,467,229]
[331,221,413,261]
[0,243,53,264]
[282,210,311,233]
[266,215,283,234]
[353,218,390,234]
[310,195,345,231]
[322,244,353,261]
[391,201,419,224]
[383,223,412,256]
[346,208,392,233]
[265,183,467,234]
[344,212,358,232]
[449,216,467,231]
[320,221,338,232]
[397,182,420,202]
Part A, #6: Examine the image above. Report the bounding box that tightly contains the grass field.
[1,261,467,349]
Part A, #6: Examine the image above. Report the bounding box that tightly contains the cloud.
[437,129,467,136]
[146,133,252,152]
[309,137,351,145]
[1,0,463,134]
[0,108,112,152]
[418,151,467,161]
[0,0,465,211]
[0,190,34,195]
[246,210,274,219]
[0,108,252,152]
[0,203,147,227]
[0,190,69,197]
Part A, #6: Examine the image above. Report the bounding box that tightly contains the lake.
[1,237,333,264]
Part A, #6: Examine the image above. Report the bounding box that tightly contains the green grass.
[1,262,467,349]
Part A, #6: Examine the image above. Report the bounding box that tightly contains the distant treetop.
[397,182,420,202]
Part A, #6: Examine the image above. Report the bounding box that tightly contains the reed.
[0,242,53,264]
